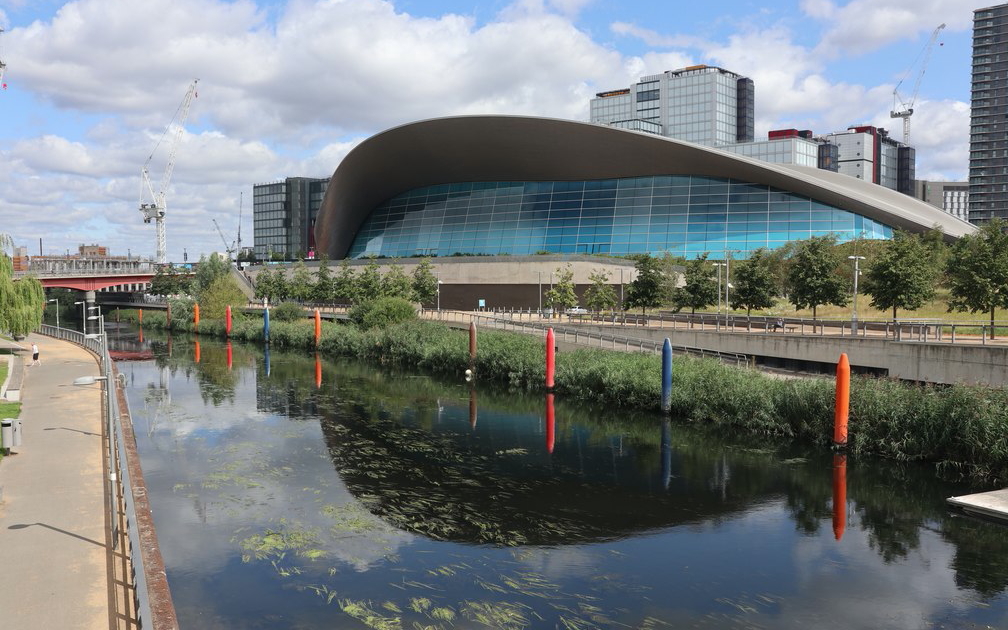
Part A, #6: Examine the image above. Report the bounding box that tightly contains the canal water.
[116,329,1008,629]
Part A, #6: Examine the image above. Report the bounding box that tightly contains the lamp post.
[437,280,443,311]
[48,298,59,330]
[713,263,727,315]
[74,300,86,334]
[848,255,865,334]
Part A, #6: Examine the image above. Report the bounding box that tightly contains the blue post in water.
[661,419,672,489]
[264,307,271,343]
[661,338,673,413]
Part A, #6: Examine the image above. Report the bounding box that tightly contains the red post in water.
[194,303,200,331]
[468,322,477,369]
[138,328,144,344]
[314,353,322,389]
[545,393,555,454]
[138,308,143,324]
[834,353,850,447]
[832,453,847,541]
[545,328,555,390]
[226,341,233,371]
[314,308,322,346]
[469,387,478,430]
[225,305,232,337]
[194,340,201,364]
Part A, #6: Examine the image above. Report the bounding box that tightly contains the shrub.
[272,301,307,322]
[349,297,417,330]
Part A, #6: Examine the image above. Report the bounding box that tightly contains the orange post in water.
[834,353,850,447]
[545,328,555,390]
[468,322,477,368]
[469,387,478,429]
[832,453,847,541]
[194,340,201,364]
[194,303,200,330]
[139,308,143,324]
[314,353,322,389]
[314,308,322,346]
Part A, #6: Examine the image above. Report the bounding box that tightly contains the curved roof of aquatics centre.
[314,115,976,260]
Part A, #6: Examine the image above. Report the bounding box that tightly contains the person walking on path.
[30,342,39,366]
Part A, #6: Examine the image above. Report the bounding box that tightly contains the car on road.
[565,306,588,315]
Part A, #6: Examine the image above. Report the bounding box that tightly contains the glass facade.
[347,175,893,260]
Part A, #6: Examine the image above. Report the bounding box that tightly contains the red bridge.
[13,257,158,292]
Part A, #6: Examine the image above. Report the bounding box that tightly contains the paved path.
[0,333,118,629]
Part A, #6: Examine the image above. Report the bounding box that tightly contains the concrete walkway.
[0,333,119,629]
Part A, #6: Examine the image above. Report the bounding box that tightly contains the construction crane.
[212,218,236,261]
[1,28,8,89]
[211,192,243,262]
[140,79,198,264]
[890,23,945,145]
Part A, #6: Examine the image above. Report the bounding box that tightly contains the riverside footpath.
[0,333,132,629]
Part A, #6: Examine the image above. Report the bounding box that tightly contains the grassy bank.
[117,309,1008,482]
[0,359,20,462]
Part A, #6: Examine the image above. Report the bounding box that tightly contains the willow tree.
[0,235,46,337]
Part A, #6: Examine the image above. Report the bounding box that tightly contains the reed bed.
[116,309,1008,481]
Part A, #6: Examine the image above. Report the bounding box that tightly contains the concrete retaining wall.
[572,325,1008,387]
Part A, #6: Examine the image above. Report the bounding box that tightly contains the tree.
[381,264,414,300]
[544,265,577,314]
[624,254,667,314]
[730,248,778,316]
[198,275,247,320]
[333,260,358,305]
[946,219,1008,337]
[0,234,45,337]
[863,232,938,322]
[411,258,439,307]
[313,256,334,303]
[672,254,718,315]
[355,259,383,303]
[288,259,315,302]
[582,269,617,313]
[192,253,231,297]
[787,235,848,320]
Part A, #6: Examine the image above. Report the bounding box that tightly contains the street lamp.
[48,298,59,330]
[713,263,727,315]
[74,300,86,334]
[848,255,865,334]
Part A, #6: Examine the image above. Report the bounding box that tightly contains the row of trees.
[620,221,1008,328]
[253,258,439,307]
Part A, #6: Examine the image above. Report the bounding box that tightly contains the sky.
[0,0,978,263]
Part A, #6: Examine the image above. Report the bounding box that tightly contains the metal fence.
[427,310,750,366]
[40,324,176,629]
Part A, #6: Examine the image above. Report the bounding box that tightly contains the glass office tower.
[970,3,1008,223]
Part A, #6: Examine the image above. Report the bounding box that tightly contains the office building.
[823,126,915,195]
[590,66,754,146]
[252,177,329,260]
[969,3,1008,223]
[915,180,970,222]
[313,116,973,262]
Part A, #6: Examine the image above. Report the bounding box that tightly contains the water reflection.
[114,329,1008,629]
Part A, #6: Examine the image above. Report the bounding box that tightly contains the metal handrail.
[39,324,175,629]
[429,310,749,366]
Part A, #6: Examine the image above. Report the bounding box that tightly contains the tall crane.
[1,28,8,89]
[140,79,198,264]
[890,23,945,145]
[212,218,236,261]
